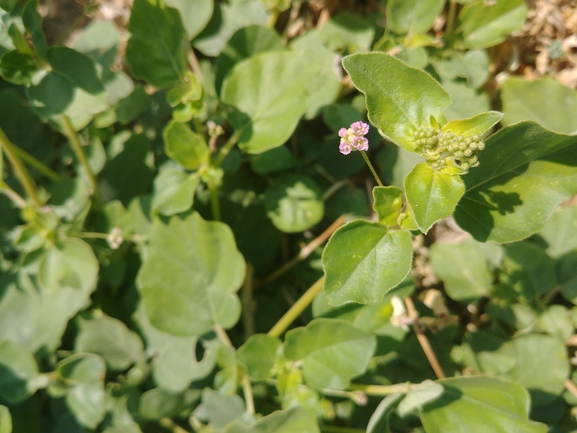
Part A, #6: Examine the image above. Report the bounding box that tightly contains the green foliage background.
[1,0,577,432]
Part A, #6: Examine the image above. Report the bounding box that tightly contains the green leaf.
[38,238,99,293]
[501,77,577,134]
[442,79,490,121]
[27,47,108,127]
[557,251,577,304]
[342,53,450,152]
[0,0,17,11]
[398,380,444,417]
[166,0,213,40]
[0,51,37,85]
[126,0,188,88]
[237,334,281,381]
[387,0,445,35]
[372,186,403,226]
[75,315,145,371]
[318,13,375,52]
[405,163,465,233]
[54,354,106,429]
[456,0,528,49]
[284,318,376,389]
[429,238,491,302]
[323,221,413,305]
[163,120,209,170]
[214,25,283,94]
[138,212,245,336]
[99,133,154,205]
[250,146,296,175]
[139,387,184,420]
[22,0,47,60]
[221,51,312,154]
[0,405,11,433]
[0,340,38,404]
[264,174,324,233]
[194,388,245,430]
[151,163,199,216]
[420,376,547,433]
[538,205,577,258]
[459,329,516,375]
[134,306,219,392]
[501,241,556,302]
[431,50,490,88]
[225,407,320,433]
[454,122,577,242]
[290,30,341,119]
[535,305,574,341]
[442,111,503,136]
[499,334,569,407]
[193,0,268,57]
[366,393,404,433]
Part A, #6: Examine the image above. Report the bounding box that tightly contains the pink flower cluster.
[338,121,370,155]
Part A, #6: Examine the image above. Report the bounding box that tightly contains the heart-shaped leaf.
[138,211,245,336]
[342,53,450,152]
[284,318,376,389]
[323,221,413,305]
[454,122,577,242]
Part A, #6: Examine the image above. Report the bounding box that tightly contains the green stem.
[214,130,241,166]
[209,182,221,221]
[213,324,255,415]
[0,128,42,208]
[0,182,26,208]
[446,0,457,35]
[267,8,280,29]
[159,418,190,433]
[241,264,256,340]
[13,146,60,181]
[81,232,109,239]
[347,382,411,396]
[268,276,325,338]
[360,151,384,187]
[61,116,102,203]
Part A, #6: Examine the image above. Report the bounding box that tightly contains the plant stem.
[0,128,42,208]
[61,116,102,203]
[214,130,241,166]
[268,276,325,338]
[267,8,280,29]
[360,151,384,187]
[208,182,221,221]
[213,324,255,415]
[404,297,446,379]
[257,216,346,288]
[12,146,60,181]
[159,418,190,433]
[347,382,411,396]
[446,0,457,35]
[81,232,109,239]
[0,182,26,208]
[241,264,256,340]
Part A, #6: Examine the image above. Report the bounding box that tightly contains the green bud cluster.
[412,127,485,172]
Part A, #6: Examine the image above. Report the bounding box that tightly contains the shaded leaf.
[0,340,38,404]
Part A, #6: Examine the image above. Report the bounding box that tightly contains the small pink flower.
[339,121,370,155]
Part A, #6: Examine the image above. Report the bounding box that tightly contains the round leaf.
[323,221,413,305]
[138,211,245,337]
[264,175,324,233]
[284,318,376,390]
